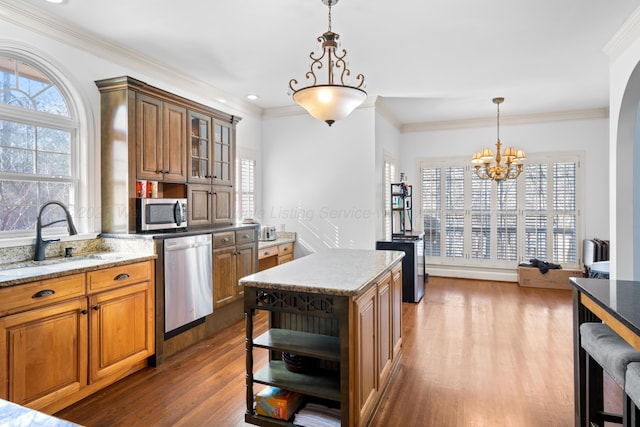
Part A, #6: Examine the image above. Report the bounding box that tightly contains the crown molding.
[0,0,261,117]
[400,107,609,133]
[603,6,640,61]
[373,97,402,129]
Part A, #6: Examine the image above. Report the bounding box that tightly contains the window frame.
[0,45,96,244]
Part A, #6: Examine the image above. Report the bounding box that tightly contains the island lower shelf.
[242,249,405,427]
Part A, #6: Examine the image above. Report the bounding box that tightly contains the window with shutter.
[236,157,256,221]
[383,156,397,240]
[418,153,581,269]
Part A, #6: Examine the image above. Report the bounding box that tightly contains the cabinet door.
[235,243,256,299]
[377,273,393,388]
[89,282,154,383]
[391,265,402,359]
[212,121,234,185]
[212,185,234,226]
[354,285,377,424]
[136,94,163,181]
[0,298,88,409]
[213,246,236,308]
[162,102,187,182]
[188,111,212,184]
[187,184,213,227]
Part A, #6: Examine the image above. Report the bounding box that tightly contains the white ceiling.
[12,0,640,124]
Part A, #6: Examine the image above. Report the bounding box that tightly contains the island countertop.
[239,248,404,296]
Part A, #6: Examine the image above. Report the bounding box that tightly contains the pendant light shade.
[292,85,367,126]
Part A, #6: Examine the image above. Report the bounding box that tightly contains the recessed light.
[246,94,260,101]
[216,98,227,104]
[46,0,67,4]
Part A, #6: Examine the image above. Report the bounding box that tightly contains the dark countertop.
[570,277,640,336]
[101,223,259,240]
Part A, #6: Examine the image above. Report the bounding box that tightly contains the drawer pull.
[241,234,249,239]
[264,251,270,256]
[282,247,288,252]
[32,289,55,299]
[222,238,229,242]
[114,273,130,281]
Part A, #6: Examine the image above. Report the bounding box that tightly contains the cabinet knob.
[92,305,100,311]
[81,309,88,315]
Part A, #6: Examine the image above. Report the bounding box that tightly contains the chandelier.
[289,0,366,126]
[471,97,526,182]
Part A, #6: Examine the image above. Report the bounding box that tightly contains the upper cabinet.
[96,76,241,233]
[213,121,234,186]
[188,111,212,184]
[136,94,187,183]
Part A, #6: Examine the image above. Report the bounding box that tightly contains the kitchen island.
[241,249,404,427]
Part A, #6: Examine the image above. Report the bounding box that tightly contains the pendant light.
[289,0,367,126]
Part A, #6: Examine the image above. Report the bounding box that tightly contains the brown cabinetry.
[86,262,154,383]
[354,271,398,426]
[136,94,187,183]
[96,76,240,233]
[0,260,155,414]
[257,242,295,272]
[213,229,257,309]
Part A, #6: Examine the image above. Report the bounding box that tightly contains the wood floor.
[54,277,620,426]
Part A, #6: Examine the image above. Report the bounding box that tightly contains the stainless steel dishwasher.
[164,234,213,335]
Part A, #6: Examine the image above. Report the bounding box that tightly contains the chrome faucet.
[34,201,78,261]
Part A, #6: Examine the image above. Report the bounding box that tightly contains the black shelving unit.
[391,183,412,236]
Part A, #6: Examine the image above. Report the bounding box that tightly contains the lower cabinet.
[0,297,88,408]
[88,281,154,383]
[0,260,155,413]
[213,229,257,309]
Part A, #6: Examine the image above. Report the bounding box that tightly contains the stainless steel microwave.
[136,198,187,232]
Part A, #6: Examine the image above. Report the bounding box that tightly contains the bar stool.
[624,362,640,427]
[580,322,640,426]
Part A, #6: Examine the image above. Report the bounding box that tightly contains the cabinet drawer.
[0,274,86,317]
[87,261,152,294]
[278,243,293,256]
[213,231,235,247]
[277,253,293,265]
[258,246,278,260]
[235,229,255,244]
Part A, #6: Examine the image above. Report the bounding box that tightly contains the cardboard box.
[255,386,303,421]
[518,266,584,290]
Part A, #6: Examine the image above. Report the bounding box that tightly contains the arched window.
[0,54,81,237]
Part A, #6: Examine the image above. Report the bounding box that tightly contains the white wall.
[262,106,377,256]
[607,7,640,280]
[400,117,610,251]
[0,14,262,236]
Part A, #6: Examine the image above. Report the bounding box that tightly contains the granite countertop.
[0,398,81,426]
[0,252,156,288]
[240,248,404,296]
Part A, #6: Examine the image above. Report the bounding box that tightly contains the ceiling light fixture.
[289,0,366,126]
[471,97,526,182]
